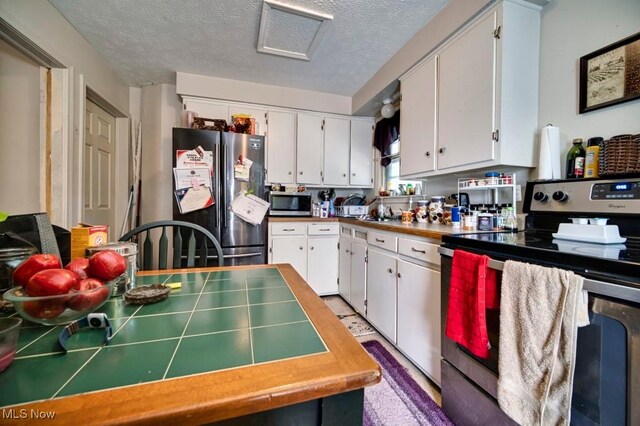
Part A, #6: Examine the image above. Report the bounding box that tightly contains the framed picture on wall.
[579,31,640,113]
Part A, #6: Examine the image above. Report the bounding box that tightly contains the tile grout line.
[162,271,210,380]
[246,273,255,365]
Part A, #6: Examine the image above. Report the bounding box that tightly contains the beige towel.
[497,260,588,426]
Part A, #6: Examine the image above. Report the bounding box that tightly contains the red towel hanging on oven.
[445,249,499,358]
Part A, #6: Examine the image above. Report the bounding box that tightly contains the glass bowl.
[0,317,22,372]
[2,280,115,326]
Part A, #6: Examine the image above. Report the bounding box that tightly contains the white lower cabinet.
[338,233,352,301]
[349,240,367,315]
[366,247,397,343]
[397,259,441,385]
[268,222,338,296]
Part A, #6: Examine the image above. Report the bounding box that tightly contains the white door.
[366,248,397,342]
[397,259,442,384]
[307,236,339,295]
[266,111,296,184]
[323,117,350,186]
[438,11,496,170]
[350,240,367,315]
[400,56,437,176]
[338,235,352,301]
[271,236,307,279]
[296,113,324,185]
[349,119,374,187]
[84,99,116,233]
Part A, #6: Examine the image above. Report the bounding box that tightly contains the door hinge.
[492,129,500,142]
[370,178,373,183]
[269,247,272,253]
[337,242,340,250]
[337,277,339,285]
[493,25,501,39]
[364,299,368,307]
[321,119,325,131]
[365,255,368,263]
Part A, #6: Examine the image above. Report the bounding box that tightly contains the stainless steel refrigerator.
[172,128,266,266]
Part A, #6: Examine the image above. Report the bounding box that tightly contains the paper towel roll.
[538,124,561,180]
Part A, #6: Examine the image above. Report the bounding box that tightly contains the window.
[382,138,421,194]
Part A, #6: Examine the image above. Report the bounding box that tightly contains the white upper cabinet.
[350,119,374,187]
[323,117,351,186]
[296,113,324,185]
[400,0,541,177]
[266,111,296,184]
[400,55,437,177]
[183,98,228,121]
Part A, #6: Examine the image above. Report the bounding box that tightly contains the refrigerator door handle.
[221,141,227,229]
[218,252,263,259]
[215,143,221,230]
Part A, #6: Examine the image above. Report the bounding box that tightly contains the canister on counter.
[86,242,137,296]
[451,206,461,228]
[429,196,445,223]
[416,200,430,223]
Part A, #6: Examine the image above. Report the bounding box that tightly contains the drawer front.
[308,223,339,236]
[270,223,306,236]
[340,225,353,237]
[354,229,368,241]
[367,231,398,252]
[398,238,440,265]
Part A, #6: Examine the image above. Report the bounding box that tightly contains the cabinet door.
[266,111,296,184]
[183,99,228,120]
[350,119,374,187]
[350,240,367,315]
[400,56,436,176]
[438,11,497,170]
[229,106,267,136]
[323,117,350,186]
[397,259,441,384]
[338,235,352,301]
[366,248,397,342]
[307,237,339,295]
[296,113,324,185]
[270,236,307,279]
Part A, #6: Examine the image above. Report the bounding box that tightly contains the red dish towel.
[445,249,499,358]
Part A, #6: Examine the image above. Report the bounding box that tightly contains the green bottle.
[565,138,586,179]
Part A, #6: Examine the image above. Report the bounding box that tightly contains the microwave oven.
[268,192,312,216]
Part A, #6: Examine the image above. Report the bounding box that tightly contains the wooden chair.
[119,220,223,270]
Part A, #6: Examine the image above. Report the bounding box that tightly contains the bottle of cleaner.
[566,138,586,179]
[584,137,603,178]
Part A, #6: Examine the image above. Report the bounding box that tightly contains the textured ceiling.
[49,0,448,96]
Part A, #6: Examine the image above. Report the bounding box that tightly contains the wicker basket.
[599,134,640,176]
[192,117,227,131]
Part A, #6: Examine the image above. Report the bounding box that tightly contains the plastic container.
[86,242,137,296]
[0,318,21,372]
[584,137,603,178]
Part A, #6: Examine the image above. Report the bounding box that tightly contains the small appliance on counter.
[267,192,312,217]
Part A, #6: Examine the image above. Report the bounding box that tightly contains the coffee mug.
[401,211,414,223]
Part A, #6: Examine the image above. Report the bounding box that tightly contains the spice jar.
[86,242,137,296]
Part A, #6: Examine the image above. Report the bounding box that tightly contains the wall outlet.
[515,185,522,202]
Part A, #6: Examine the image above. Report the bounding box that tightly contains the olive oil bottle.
[566,138,586,179]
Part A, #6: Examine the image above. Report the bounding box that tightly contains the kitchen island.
[0,264,380,425]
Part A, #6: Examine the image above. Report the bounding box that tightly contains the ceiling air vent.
[257,0,333,61]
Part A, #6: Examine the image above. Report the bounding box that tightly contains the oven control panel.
[526,178,640,214]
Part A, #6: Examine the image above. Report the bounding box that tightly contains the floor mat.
[323,296,376,337]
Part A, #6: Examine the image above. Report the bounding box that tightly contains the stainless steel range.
[439,176,640,426]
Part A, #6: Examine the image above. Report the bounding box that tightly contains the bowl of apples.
[2,251,126,326]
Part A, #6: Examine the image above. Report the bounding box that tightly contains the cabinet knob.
[343,173,347,177]
[439,147,446,154]
[310,246,314,250]
[288,171,292,175]
[299,246,304,250]
[425,151,431,157]
[397,273,402,278]
[352,173,356,176]
[299,171,303,175]
[345,249,350,254]
[387,268,393,274]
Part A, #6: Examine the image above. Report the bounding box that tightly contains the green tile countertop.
[0,264,380,425]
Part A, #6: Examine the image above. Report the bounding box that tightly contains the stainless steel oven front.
[439,246,640,426]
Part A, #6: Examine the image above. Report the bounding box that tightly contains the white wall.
[538,0,640,176]
[0,38,42,214]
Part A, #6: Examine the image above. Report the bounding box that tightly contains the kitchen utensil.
[0,317,21,372]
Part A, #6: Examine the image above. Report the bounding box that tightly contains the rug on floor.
[323,296,376,337]
[363,340,453,426]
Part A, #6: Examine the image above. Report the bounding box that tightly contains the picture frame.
[579,31,640,113]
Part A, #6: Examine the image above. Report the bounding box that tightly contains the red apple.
[23,299,66,319]
[88,250,127,281]
[65,258,91,280]
[66,278,110,311]
[25,269,79,297]
[12,254,62,287]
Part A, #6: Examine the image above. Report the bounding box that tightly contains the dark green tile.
[168,280,204,295]
[250,301,307,327]
[246,276,287,289]
[252,322,326,363]
[58,340,178,396]
[0,350,98,406]
[169,272,209,283]
[196,290,247,310]
[166,330,252,378]
[203,278,246,292]
[135,274,172,285]
[246,267,282,278]
[185,307,249,335]
[208,270,245,281]
[248,287,295,304]
[16,324,55,353]
[96,297,141,318]
[134,294,198,315]
[110,313,190,344]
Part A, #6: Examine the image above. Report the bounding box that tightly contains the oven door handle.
[438,246,640,303]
